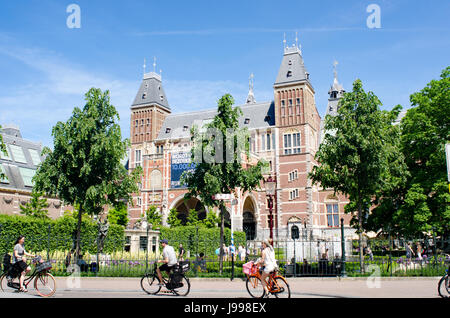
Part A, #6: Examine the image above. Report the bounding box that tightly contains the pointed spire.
[246,73,256,104]
[283,33,287,50]
[295,31,298,48]
[153,57,157,73]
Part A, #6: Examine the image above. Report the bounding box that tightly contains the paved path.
[0,277,443,298]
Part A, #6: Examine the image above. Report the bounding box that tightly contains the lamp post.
[264,175,276,241]
[142,220,149,272]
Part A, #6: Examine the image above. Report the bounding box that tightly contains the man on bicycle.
[156,239,177,286]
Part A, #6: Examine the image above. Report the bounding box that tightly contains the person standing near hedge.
[12,236,36,292]
[178,243,185,261]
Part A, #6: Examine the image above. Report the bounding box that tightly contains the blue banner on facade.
[171,152,196,188]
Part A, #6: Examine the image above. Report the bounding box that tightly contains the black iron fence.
[1,224,448,278]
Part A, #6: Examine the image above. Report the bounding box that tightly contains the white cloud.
[0,41,267,147]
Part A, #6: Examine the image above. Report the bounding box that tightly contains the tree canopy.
[395,67,449,236]
[309,79,407,270]
[34,88,142,257]
[181,93,266,273]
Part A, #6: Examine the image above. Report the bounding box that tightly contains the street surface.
[0,276,443,298]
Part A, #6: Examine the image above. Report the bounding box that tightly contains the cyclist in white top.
[156,239,177,286]
[257,239,278,295]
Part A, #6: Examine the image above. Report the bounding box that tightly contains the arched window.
[150,170,162,190]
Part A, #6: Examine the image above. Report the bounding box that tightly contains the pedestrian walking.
[416,242,423,261]
[406,242,415,261]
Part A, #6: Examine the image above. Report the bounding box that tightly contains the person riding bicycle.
[11,236,36,292]
[156,239,177,286]
[257,239,278,296]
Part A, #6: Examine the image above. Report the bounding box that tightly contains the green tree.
[33,88,142,260]
[186,208,200,226]
[0,125,7,181]
[167,207,182,227]
[309,79,405,271]
[182,94,266,273]
[107,203,129,227]
[396,67,450,237]
[202,209,220,228]
[19,190,49,219]
[145,205,162,229]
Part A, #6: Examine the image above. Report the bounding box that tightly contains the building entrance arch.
[242,196,257,240]
[173,197,206,225]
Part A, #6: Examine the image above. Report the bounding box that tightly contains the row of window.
[289,189,299,200]
[135,119,151,127]
[0,145,41,166]
[288,170,298,182]
[281,98,301,107]
[0,164,36,187]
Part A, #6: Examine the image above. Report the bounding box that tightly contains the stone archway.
[242,196,257,240]
[173,197,206,225]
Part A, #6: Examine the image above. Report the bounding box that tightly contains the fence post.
[388,233,392,277]
[340,218,346,277]
[432,227,437,269]
[47,224,51,261]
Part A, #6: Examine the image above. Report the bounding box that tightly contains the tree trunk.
[219,203,225,275]
[75,205,83,263]
[358,202,364,274]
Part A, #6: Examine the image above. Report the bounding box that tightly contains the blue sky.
[0,0,449,147]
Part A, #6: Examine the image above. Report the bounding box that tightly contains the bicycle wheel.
[246,275,265,298]
[34,272,56,297]
[141,274,161,295]
[271,276,291,298]
[172,275,190,296]
[438,275,449,298]
[0,274,18,293]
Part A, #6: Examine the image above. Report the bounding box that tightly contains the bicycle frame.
[5,258,50,290]
[246,264,285,293]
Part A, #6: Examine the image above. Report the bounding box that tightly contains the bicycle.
[1,256,56,297]
[140,261,190,296]
[438,265,449,298]
[244,261,291,298]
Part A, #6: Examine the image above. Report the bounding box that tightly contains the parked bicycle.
[1,255,56,297]
[140,261,190,296]
[243,261,290,298]
[438,265,449,298]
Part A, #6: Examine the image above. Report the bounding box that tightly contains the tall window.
[9,145,27,164]
[327,204,339,227]
[28,149,41,166]
[261,133,275,151]
[0,164,9,183]
[0,146,12,161]
[135,149,142,167]
[284,132,301,155]
[18,167,35,187]
[139,236,148,251]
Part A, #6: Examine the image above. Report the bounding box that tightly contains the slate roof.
[131,72,170,111]
[155,101,275,141]
[274,45,311,87]
[0,126,43,192]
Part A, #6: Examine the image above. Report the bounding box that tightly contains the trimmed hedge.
[0,215,124,254]
[159,226,246,257]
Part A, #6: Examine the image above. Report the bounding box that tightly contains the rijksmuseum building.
[127,41,356,244]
